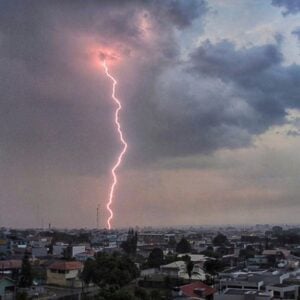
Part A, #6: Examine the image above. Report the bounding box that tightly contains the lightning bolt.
[102,59,128,230]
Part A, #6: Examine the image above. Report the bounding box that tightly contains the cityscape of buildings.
[1,224,300,299]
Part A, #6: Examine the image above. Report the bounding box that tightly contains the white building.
[215,289,272,300]
[266,283,299,299]
[160,260,206,281]
[46,261,83,288]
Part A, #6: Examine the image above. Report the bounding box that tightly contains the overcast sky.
[1,0,300,228]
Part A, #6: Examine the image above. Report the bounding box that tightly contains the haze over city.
[1,0,300,228]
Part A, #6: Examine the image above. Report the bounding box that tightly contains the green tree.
[111,291,135,300]
[121,229,138,256]
[81,258,95,285]
[18,253,33,287]
[186,260,194,281]
[32,266,46,284]
[83,252,139,288]
[272,226,283,234]
[213,233,229,246]
[16,292,28,300]
[204,274,214,285]
[148,248,164,268]
[134,287,149,300]
[98,289,135,300]
[176,238,191,254]
[164,252,178,264]
[181,254,194,280]
[239,245,255,259]
[164,275,172,288]
[111,290,135,300]
[204,259,225,275]
[201,248,220,259]
[150,290,161,300]
[168,237,177,249]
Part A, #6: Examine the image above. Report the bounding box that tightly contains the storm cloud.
[187,39,300,139]
[0,0,207,175]
[272,0,300,15]
[1,0,300,227]
[292,27,300,40]
[1,0,300,172]
[127,38,300,162]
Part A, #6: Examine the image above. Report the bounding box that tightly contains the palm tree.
[186,260,194,282]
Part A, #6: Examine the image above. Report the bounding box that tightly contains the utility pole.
[96,205,99,229]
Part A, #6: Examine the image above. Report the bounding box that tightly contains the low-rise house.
[160,261,206,281]
[262,249,290,266]
[219,270,290,291]
[138,233,166,245]
[193,241,210,253]
[7,236,27,254]
[178,254,208,266]
[254,270,289,286]
[219,274,264,291]
[64,245,86,259]
[161,261,186,278]
[74,252,94,262]
[0,277,16,300]
[30,237,52,248]
[46,261,83,288]
[31,247,48,258]
[247,255,269,268]
[0,239,9,256]
[102,245,119,254]
[266,283,299,299]
[140,268,158,277]
[221,254,238,267]
[173,281,216,300]
[116,233,128,246]
[0,260,22,280]
[189,264,206,281]
[215,289,272,300]
[263,249,291,259]
[52,243,68,257]
[286,259,299,270]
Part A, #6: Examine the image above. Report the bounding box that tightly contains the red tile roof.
[180,281,216,298]
[48,261,83,271]
[0,260,22,270]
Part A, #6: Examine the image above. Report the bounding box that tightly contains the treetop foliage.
[82,252,139,288]
[176,237,192,254]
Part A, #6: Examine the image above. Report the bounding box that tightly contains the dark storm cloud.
[1,0,300,228]
[125,75,253,161]
[125,38,300,162]
[1,0,300,177]
[292,27,300,39]
[186,39,300,137]
[287,129,300,137]
[151,0,208,29]
[0,0,207,175]
[189,40,282,81]
[271,0,300,15]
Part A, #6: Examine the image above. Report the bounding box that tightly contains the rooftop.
[0,260,22,270]
[180,281,216,297]
[48,261,83,271]
[161,261,186,269]
[224,289,271,296]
